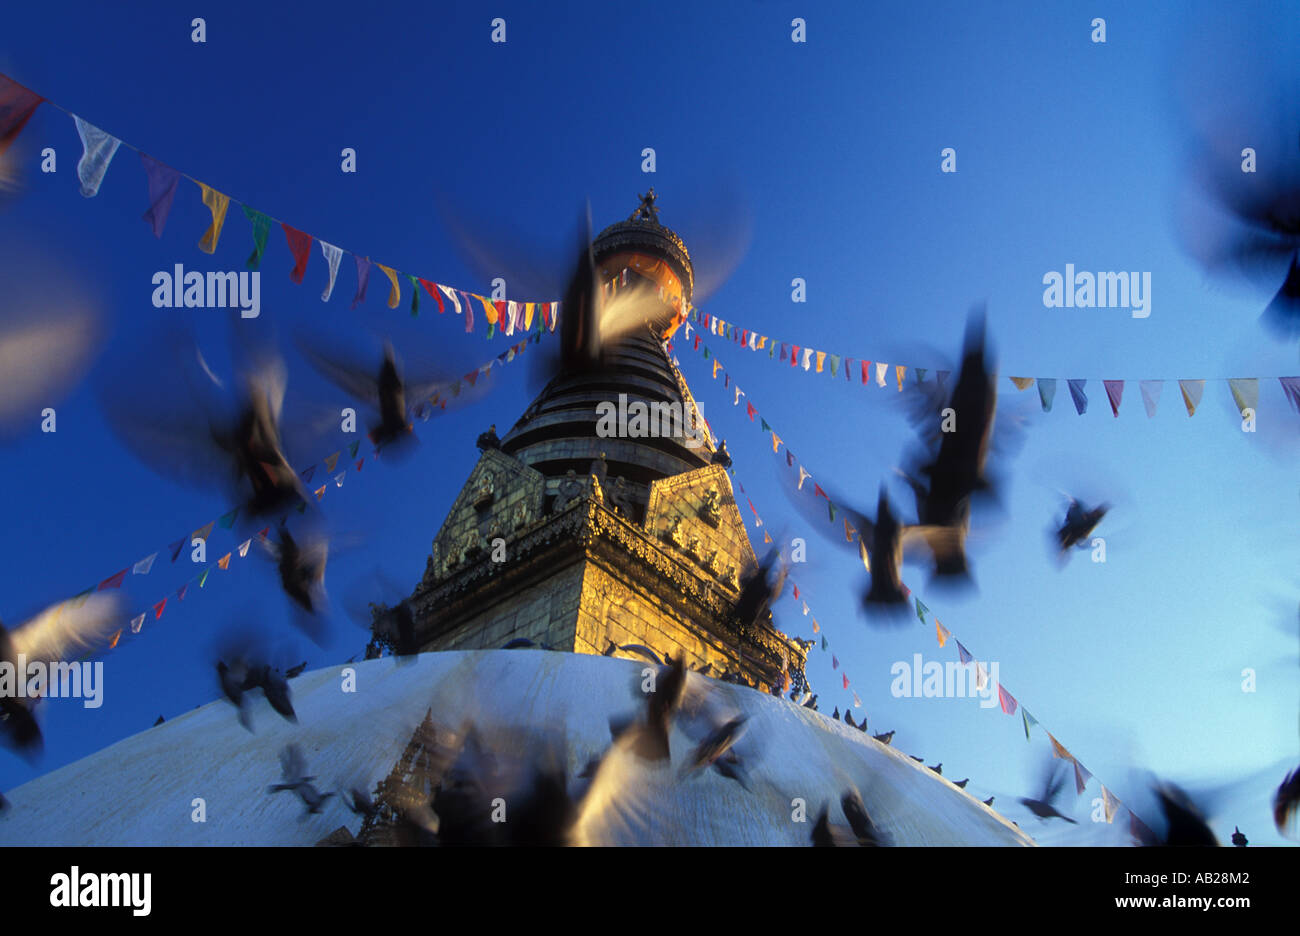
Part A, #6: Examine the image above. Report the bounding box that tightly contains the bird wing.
[281,744,308,782]
[569,731,670,846]
[9,594,122,665]
[295,338,382,408]
[0,311,101,432]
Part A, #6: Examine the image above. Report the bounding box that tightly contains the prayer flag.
[196,183,230,254]
[141,154,181,237]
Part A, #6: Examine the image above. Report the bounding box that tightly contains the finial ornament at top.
[630,187,660,224]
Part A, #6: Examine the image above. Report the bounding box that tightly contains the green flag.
[242,207,272,270]
[915,597,929,622]
[408,276,420,316]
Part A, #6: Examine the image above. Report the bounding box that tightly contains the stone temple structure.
[0,195,1037,846]
[395,193,808,695]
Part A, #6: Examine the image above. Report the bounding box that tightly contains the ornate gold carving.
[699,487,721,527]
[474,471,496,510]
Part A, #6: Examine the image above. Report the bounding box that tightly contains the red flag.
[282,223,313,284]
[693,334,701,350]
[813,483,827,499]
[842,673,850,689]
[745,401,756,421]
[861,360,870,384]
[997,684,1017,715]
[1104,379,1124,417]
[793,584,800,600]
[420,279,444,313]
[0,75,43,156]
[152,597,167,619]
[97,569,128,591]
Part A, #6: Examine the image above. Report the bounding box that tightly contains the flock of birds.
[261,657,895,846]
[2,119,1299,841]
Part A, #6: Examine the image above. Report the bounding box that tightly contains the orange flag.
[196,182,229,254]
[377,264,401,309]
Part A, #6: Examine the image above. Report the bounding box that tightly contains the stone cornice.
[415,494,806,679]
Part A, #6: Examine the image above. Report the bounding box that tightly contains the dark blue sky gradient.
[1,1,1297,845]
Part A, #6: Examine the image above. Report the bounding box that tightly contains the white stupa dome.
[0,650,1033,846]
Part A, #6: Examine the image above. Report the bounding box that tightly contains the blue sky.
[1,0,1297,845]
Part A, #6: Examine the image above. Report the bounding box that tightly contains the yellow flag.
[479,295,497,324]
[1010,377,1034,390]
[771,432,782,453]
[815,351,826,373]
[524,302,535,330]
[712,359,722,378]
[858,535,870,572]
[197,183,229,254]
[936,620,949,647]
[377,264,401,309]
[191,521,215,542]
[1178,379,1205,417]
[895,365,907,390]
[217,552,231,570]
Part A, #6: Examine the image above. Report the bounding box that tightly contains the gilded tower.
[396,194,807,693]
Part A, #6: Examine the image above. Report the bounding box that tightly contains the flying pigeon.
[1142,784,1218,847]
[731,548,787,632]
[269,744,335,815]
[1182,104,1300,341]
[681,716,747,777]
[899,310,1003,581]
[0,593,120,754]
[1055,497,1109,554]
[1274,764,1299,838]
[1019,760,1078,824]
[841,788,889,846]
